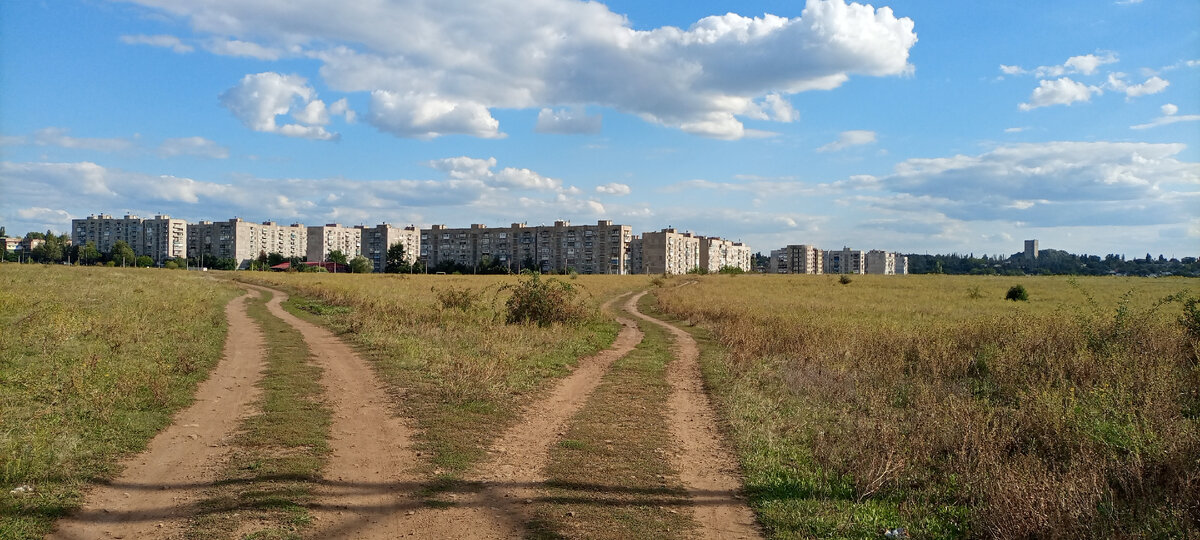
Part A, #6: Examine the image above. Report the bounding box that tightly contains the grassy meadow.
[0,265,240,538]
[651,273,1200,538]
[232,272,650,481]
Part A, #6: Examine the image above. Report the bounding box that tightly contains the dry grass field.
[652,273,1200,538]
[0,265,240,538]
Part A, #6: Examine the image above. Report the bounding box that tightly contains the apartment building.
[307,224,362,263]
[638,228,702,275]
[895,255,909,275]
[699,237,753,272]
[768,248,788,273]
[865,250,896,275]
[824,247,865,274]
[189,218,307,268]
[358,223,419,272]
[72,214,187,263]
[785,244,823,274]
[421,220,633,274]
[2,237,19,252]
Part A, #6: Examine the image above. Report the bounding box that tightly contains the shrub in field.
[838,274,853,285]
[1006,284,1028,301]
[967,285,984,299]
[1179,294,1200,341]
[503,271,590,326]
[435,285,476,311]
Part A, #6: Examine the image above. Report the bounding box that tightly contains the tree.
[349,255,372,273]
[110,241,136,266]
[0,226,6,237]
[385,242,409,273]
[327,249,348,265]
[77,241,100,265]
[135,255,154,268]
[267,252,287,267]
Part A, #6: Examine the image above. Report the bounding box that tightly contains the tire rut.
[628,293,763,540]
[244,284,423,539]
[400,291,647,538]
[49,288,268,540]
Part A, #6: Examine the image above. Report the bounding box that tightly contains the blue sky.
[2,0,1197,257]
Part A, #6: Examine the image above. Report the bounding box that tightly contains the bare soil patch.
[48,288,267,540]
[629,294,762,540]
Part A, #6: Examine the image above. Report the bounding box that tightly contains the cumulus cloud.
[535,107,602,134]
[219,72,338,140]
[878,142,1200,226]
[1105,73,1169,99]
[1130,103,1200,130]
[123,0,917,140]
[1002,52,1118,78]
[1019,77,1101,110]
[595,182,631,196]
[119,34,193,53]
[817,130,877,152]
[368,91,502,139]
[205,39,282,60]
[157,137,230,159]
[1,156,604,230]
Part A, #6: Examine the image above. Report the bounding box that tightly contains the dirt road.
[49,288,268,540]
[628,296,763,540]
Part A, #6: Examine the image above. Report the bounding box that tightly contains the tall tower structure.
[1024,239,1039,260]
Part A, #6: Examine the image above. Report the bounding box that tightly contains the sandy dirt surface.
[48,288,268,540]
[245,285,428,539]
[629,296,763,540]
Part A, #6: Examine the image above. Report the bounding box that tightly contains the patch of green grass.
[0,265,238,539]
[187,290,331,539]
[528,293,694,539]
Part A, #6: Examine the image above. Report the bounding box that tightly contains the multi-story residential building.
[307,224,362,263]
[768,248,788,274]
[784,244,823,274]
[358,223,420,272]
[2,237,20,252]
[628,236,644,274]
[1024,239,1039,260]
[895,255,909,275]
[824,247,865,274]
[189,218,307,268]
[639,228,702,275]
[699,237,753,272]
[865,249,896,275]
[72,214,187,263]
[421,220,633,274]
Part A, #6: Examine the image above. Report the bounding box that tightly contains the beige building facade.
[824,247,865,274]
[189,218,307,268]
[72,213,187,263]
[865,250,897,275]
[699,237,753,272]
[359,223,419,272]
[784,244,823,274]
[306,224,362,263]
[420,220,632,274]
[639,228,702,275]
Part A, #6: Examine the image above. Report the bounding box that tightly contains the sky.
[1,0,1198,258]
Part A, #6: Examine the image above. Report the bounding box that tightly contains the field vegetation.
[652,274,1200,538]
[232,272,649,481]
[0,265,240,538]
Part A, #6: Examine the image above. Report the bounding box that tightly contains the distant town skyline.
[2,1,1198,259]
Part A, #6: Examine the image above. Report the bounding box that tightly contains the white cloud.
[329,98,356,123]
[157,137,230,159]
[1019,77,1101,110]
[124,0,917,140]
[367,91,502,139]
[219,72,337,140]
[1105,73,1169,98]
[205,39,282,60]
[1062,53,1117,75]
[119,34,193,53]
[17,207,73,224]
[595,182,631,196]
[1001,52,1117,79]
[426,156,561,191]
[535,107,602,134]
[878,142,1200,226]
[1130,103,1200,130]
[1004,127,1027,133]
[817,130,877,152]
[31,127,135,152]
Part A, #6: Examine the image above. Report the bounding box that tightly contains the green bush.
[164,261,179,270]
[838,274,853,285]
[435,286,476,311]
[1006,284,1029,301]
[503,271,590,326]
